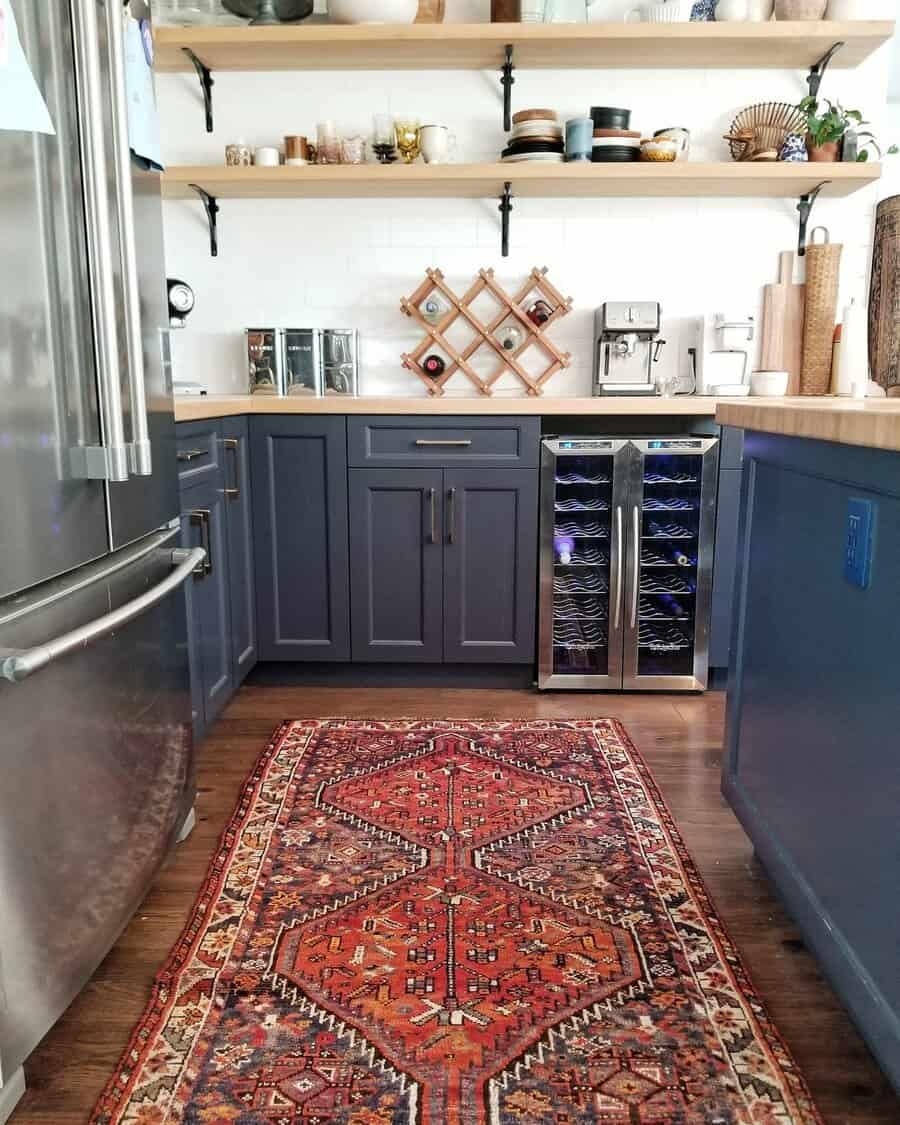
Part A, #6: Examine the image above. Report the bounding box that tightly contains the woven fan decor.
[400,266,573,397]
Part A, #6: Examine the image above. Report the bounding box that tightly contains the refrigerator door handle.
[630,504,640,629]
[613,505,624,630]
[0,547,205,684]
[104,0,152,477]
[69,0,129,482]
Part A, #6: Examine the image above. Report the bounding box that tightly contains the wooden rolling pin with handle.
[760,250,805,395]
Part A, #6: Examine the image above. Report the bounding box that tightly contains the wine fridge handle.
[613,505,624,630]
[631,505,640,629]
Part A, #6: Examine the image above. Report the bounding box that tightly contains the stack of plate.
[502,108,564,164]
[590,106,640,163]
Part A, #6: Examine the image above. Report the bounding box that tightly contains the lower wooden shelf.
[162,161,880,201]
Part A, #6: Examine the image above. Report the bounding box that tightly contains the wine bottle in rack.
[659,594,689,619]
[667,546,695,567]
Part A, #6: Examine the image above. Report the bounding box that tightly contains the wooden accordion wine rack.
[400,267,573,397]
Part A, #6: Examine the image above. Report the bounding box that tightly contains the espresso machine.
[593,302,665,395]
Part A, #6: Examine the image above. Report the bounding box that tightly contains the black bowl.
[591,148,641,162]
[223,0,314,20]
[590,106,632,130]
[502,139,566,156]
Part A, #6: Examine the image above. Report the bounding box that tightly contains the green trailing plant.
[797,96,898,161]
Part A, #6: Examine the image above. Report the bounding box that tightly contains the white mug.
[715,0,749,16]
[419,124,456,165]
[745,0,774,16]
[826,0,877,15]
[254,146,281,167]
[625,0,690,21]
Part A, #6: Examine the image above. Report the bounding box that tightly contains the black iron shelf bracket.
[501,45,515,133]
[190,184,220,257]
[499,181,513,258]
[796,181,829,257]
[183,48,215,134]
[806,42,844,101]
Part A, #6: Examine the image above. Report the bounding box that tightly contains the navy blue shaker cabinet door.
[180,478,233,730]
[221,417,257,684]
[443,467,538,664]
[349,468,444,662]
[250,417,350,661]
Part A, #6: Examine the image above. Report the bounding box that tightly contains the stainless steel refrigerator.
[0,1,201,1111]
[539,437,719,691]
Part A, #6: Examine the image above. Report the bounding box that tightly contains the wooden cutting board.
[416,0,445,20]
[760,250,805,395]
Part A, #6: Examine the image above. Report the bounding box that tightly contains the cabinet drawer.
[348,416,540,469]
[176,421,222,486]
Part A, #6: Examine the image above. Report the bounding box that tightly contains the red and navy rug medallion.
[91,719,822,1125]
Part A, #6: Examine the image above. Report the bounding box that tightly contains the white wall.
[159,3,894,397]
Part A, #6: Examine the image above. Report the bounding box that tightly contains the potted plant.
[797,97,897,163]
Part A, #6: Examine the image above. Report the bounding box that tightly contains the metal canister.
[282,329,323,396]
[321,329,359,396]
[246,328,283,395]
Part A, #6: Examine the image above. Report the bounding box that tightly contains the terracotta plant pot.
[806,137,840,162]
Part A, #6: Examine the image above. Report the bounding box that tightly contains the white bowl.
[328,0,418,23]
[749,370,789,396]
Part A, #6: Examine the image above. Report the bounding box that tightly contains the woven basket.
[868,195,900,396]
[800,227,842,396]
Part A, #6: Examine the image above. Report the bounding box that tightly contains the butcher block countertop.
[174,394,753,422]
[715,398,900,454]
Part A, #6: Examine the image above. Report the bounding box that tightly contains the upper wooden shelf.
[161,161,881,201]
[153,21,894,73]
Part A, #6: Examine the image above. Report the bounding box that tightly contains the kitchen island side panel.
[724,431,900,1093]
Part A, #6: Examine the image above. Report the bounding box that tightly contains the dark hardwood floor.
[10,688,899,1124]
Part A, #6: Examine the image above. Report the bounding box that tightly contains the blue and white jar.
[779,133,808,162]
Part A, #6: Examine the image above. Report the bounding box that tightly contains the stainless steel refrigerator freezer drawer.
[0,527,197,1082]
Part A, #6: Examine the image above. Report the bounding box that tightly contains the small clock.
[168,279,195,328]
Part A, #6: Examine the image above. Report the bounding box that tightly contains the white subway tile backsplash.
[158,47,891,397]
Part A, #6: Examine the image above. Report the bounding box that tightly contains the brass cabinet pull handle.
[428,488,437,544]
[223,437,240,499]
[414,439,473,447]
[448,488,457,545]
[177,448,207,463]
[190,509,212,577]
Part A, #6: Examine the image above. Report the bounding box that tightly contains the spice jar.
[225,141,252,167]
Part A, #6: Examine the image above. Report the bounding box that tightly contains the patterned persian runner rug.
[92,719,821,1125]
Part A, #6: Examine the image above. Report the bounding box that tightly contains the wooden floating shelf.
[162,162,881,202]
[153,21,894,72]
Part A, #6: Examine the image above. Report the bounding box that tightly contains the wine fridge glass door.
[538,438,632,689]
[623,438,719,691]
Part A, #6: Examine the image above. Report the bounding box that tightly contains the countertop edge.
[174,395,746,422]
[716,400,900,455]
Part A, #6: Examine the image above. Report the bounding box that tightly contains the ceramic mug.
[419,124,456,165]
[625,0,690,21]
[826,0,876,15]
[254,146,281,167]
[715,0,748,16]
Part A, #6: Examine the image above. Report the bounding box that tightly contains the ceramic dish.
[639,137,679,161]
[501,152,566,163]
[592,149,641,162]
[512,122,563,139]
[593,128,641,139]
[593,136,640,148]
[590,107,632,129]
[749,370,789,396]
[512,108,558,125]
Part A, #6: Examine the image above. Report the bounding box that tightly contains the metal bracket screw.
[499,181,513,258]
[501,45,516,134]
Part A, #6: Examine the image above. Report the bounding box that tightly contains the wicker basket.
[774,0,826,17]
[800,227,842,396]
[868,195,900,396]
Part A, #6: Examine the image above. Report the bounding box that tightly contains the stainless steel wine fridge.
[539,436,720,691]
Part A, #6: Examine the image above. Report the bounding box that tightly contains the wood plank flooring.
[10,688,899,1124]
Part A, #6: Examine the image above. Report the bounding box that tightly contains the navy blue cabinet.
[444,468,537,663]
[179,478,233,738]
[349,468,444,661]
[349,464,538,665]
[222,417,257,684]
[724,431,900,1091]
[250,416,350,661]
